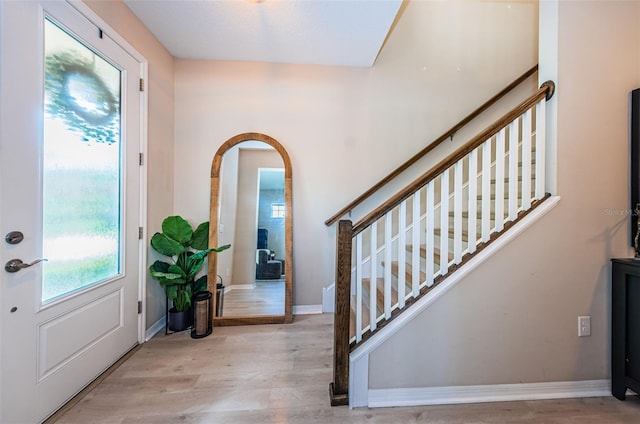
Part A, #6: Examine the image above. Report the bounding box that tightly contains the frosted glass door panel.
[42,19,122,302]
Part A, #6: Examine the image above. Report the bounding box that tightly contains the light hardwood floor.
[54,314,640,423]
[222,280,285,316]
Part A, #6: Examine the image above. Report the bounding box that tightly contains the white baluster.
[508,119,520,221]
[370,223,378,331]
[355,232,363,342]
[495,128,506,232]
[453,160,463,264]
[426,181,435,286]
[481,139,491,243]
[412,190,420,298]
[467,149,478,254]
[398,201,406,309]
[440,169,450,276]
[535,99,546,200]
[522,109,532,210]
[384,211,392,319]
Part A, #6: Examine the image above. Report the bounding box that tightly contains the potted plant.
[149,215,230,332]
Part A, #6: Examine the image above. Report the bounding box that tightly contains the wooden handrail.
[352,81,555,236]
[324,64,539,227]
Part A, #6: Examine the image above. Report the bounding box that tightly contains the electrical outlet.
[578,316,591,337]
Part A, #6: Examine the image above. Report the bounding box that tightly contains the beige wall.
[369,0,639,389]
[173,0,538,306]
[84,1,175,329]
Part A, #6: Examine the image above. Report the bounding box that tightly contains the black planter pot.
[168,307,192,332]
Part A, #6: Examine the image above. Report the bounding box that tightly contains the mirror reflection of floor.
[221,280,285,316]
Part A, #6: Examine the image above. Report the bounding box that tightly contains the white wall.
[368,0,639,389]
[173,0,539,306]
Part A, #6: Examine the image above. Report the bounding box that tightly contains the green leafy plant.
[149,216,230,312]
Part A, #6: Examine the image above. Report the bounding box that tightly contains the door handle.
[4,258,48,273]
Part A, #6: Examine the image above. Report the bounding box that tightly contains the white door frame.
[70,0,149,343]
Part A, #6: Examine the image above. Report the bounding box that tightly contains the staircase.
[349,151,539,346]
[327,66,556,407]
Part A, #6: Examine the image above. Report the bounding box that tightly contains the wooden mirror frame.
[208,132,293,326]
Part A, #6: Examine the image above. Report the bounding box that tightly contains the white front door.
[0,2,144,423]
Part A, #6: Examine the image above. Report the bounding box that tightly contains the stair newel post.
[330,219,353,406]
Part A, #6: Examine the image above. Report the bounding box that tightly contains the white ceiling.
[123,0,403,67]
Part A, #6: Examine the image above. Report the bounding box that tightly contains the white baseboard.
[368,379,611,408]
[145,316,165,341]
[225,284,255,293]
[323,283,335,313]
[293,304,323,315]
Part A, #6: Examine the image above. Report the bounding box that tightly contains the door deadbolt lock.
[5,231,24,245]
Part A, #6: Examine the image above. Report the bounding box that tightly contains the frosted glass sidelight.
[42,19,122,302]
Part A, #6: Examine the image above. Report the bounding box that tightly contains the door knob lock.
[4,258,48,273]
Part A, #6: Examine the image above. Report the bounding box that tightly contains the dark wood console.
[611,258,640,400]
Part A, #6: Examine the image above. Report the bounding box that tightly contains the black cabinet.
[611,258,640,399]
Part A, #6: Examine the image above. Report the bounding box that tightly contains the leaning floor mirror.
[208,132,293,326]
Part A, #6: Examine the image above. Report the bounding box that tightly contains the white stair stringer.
[348,195,561,409]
